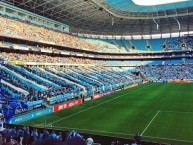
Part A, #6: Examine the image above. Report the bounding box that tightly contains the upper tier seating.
[0,15,99,51]
[0,51,102,66]
[0,15,192,53]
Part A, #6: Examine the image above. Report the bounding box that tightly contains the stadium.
[0,0,193,145]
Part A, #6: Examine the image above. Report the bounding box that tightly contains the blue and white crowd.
[0,125,94,145]
[139,63,193,81]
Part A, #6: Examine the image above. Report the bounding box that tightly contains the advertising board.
[92,94,102,100]
[83,97,92,102]
[53,99,82,112]
[9,107,53,124]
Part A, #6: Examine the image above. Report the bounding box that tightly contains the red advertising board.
[53,99,82,112]
[92,94,102,100]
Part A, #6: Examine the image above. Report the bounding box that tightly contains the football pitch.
[21,83,193,145]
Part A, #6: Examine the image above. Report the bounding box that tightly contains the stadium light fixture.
[132,0,190,6]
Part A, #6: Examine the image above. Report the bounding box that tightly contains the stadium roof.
[2,0,193,35]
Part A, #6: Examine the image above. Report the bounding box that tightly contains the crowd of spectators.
[0,52,102,66]
[1,15,193,54]
[139,63,193,81]
[0,125,94,145]
[164,36,193,51]
[0,125,166,145]
[0,64,80,102]
[0,15,100,52]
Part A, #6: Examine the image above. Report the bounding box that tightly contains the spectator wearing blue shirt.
[23,127,30,145]
[31,128,39,142]
[42,129,49,140]
[49,130,56,139]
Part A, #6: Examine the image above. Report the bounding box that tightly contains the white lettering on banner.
[68,102,74,107]
[15,118,23,122]
[15,107,33,115]
[59,105,63,110]
[92,94,102,100]
[53,99,82,112]
[33,104,42,109]
[116,89,121,92]
[84,97,91,101]
[14,115,30,123]
[64,104,67,109]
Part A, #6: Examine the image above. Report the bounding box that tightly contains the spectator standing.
[134,133,141,144]
[49,131,56,139]
[0,134,3,145]
[23,127,30,145]
[2,138,13,145]
[56,132,62,141]
[42,130,49,140]
[16,127,23,142]
[31,128,38,143]
[86,135,94,145]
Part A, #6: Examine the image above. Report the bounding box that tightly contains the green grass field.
[21,83,193,145]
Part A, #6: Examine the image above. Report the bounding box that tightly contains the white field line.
[161,110,193,114]
[41,125,193,143]
[48,85,147,125]
[143,135,193,143]
[49,95,126,125]
[46,125,134,136]
[140,110,160,136]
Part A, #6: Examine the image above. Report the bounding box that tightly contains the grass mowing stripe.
[141,110,160,136]
[49,94,126,125]
[22,83,193,145]
[49,84,149,126]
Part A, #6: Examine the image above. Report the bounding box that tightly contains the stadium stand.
[0,1,193,145]
[138,62,193,82]
[0,50,141,122]
[0,15,99,52]
[0,14,193,53]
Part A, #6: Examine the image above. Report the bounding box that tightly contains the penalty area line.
[141,110,160,136]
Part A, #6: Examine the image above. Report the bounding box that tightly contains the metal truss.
[1,0,193,35]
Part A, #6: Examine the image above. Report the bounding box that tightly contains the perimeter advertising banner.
[102,90,115,96]
[83,97,92,102]
[92,94,102,100]
[168,80,192,83]
[14,103,42,115]
[125,84,139,89]
[53,99,82,112]
[92,90,115,100]
[9,107,53,124]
